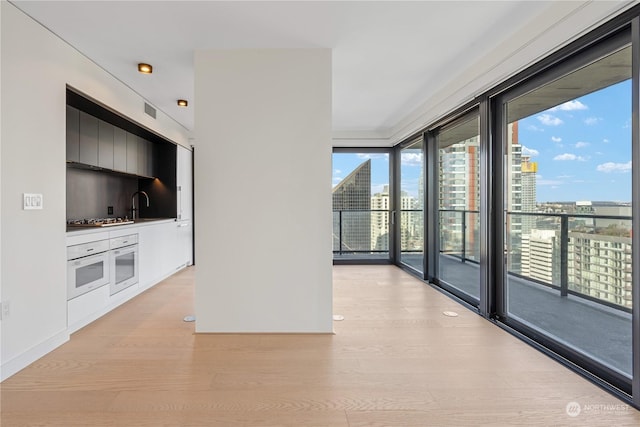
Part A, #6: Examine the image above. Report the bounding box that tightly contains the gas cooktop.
[67,218,134,227]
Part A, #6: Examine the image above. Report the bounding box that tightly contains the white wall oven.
[109,234,138,295]
[67,239,110,300]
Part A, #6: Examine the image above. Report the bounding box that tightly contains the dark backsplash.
[66,167,138,220]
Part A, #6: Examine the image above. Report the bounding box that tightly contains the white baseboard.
[1,329,70,381]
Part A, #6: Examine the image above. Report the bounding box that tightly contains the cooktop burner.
[67,218,134,227]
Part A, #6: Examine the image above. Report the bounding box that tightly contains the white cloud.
[596,161,632,173]
[356,153,389,160]
[527,125,544,132]
[575,141,589,148]
[536,174,562,186]
[551,136,562,143]
[401,152,422,167]
[556,175,573,179]
[553,153,587,161]
[549,100,588,111]
[595,151,604,155]
[537,178,563,186]
[553,153,577,161]
[371,184,387,194]
[521,145,539,157]
[537,114,563,126]
[603,138,610,143]
[584,117,602,126]
[333,169,342,175]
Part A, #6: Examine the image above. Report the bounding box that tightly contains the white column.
[194,49,333,333]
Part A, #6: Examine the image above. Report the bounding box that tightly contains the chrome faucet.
[131,190,150,220]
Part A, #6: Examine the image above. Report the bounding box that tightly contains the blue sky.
[332,152,392,195]
[332,151,424,199]
[517,79,631,203]
[333,79,632,204]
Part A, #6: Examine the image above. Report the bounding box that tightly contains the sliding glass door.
[399,139,424,272]
[499,35,632,390]
[436,113,481,301]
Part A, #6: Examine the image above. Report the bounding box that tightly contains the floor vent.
[144,102,156,119]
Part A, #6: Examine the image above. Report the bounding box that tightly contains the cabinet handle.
[122,241,128,244]
[86,248,94,252]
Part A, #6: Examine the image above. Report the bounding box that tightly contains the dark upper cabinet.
[126,132,138,175]
[79,111,99,166]
[137,137,148,177]
[66,106,156,178]
[138,138,155,177]
[147,141,155,177]
[98,120,114,169]
[66,106,80,162]
[113,127,127,172]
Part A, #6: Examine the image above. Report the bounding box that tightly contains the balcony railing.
[333,209,391,255]
[440,209,632,311]
[333,209,424,256]
[334,207,633,311]
[439,209,479,263]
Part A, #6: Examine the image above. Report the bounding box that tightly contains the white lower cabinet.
[67,220,190,332]
[177,219,193,268]
[138,221,181,289]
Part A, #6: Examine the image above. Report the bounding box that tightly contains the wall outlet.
[108,206,114,215]
[1,301,10,320]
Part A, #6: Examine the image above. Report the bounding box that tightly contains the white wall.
[194,49,333,333]
[0,3,190,380]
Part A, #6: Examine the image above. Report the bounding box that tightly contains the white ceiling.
[9,1,633,137]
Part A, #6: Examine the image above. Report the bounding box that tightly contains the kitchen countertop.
[66,217,178,235]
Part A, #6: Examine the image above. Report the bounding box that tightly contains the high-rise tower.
[333,159,372,252]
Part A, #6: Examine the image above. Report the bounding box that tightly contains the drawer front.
[110,234,138,249]
[67,239,109,260]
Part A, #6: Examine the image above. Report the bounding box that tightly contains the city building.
[438,135,479,258]
[569,232,633,308]
[507,122,524,273]
[332,159,371,253]
[371,185,391,252]
[521,229,560,284]
[521,155,538,236]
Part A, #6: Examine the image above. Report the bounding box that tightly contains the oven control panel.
[110,234,138,250]
[67,239,110,260]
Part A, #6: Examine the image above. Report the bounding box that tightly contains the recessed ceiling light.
[177,99,188,107]
[137,63,153,74]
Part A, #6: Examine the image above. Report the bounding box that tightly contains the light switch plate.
[23,193,43,210]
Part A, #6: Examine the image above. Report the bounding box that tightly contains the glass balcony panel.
[333,151,390,261]
[400,139,424,272]
[504,44,632,379]
[437,114,480,300]
[400,210,424,271]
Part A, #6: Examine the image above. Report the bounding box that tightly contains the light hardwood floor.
[1,265,639,426]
